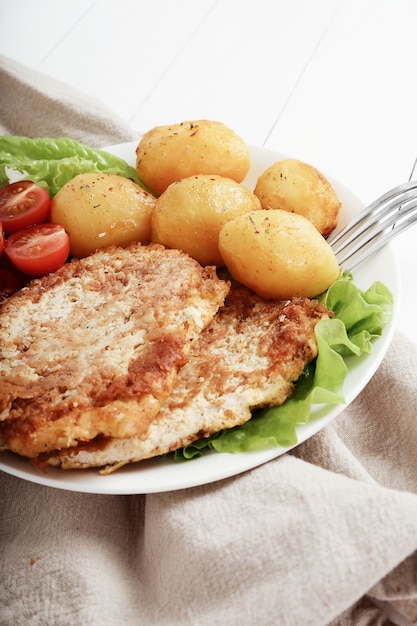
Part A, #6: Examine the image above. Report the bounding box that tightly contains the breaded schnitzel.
[0,243,229,458]
[43,282,330,473]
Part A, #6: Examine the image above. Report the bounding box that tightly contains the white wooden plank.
[3,0,340,134]
[0,0,98,66]
[129,0,343,140]
[36,0,218,123]
[264,0,417,203]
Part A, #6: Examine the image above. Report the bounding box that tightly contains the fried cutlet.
[0,243,229,459]
[43,282,330,473]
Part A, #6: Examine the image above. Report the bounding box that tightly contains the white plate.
[0,143,400,494]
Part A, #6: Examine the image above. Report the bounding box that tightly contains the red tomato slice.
[0,221,4,256]
[5,223,70,276]
[0,180,51,234]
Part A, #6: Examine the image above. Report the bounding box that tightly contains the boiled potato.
[51,173,156,258]
[253,159,341,236]
[218,209,340,299]
[136,120,250,195]
[152,174,262,266]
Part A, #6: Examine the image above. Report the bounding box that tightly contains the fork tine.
[331,188,417,258]
[336,197,417,272]
[327,180,417,249]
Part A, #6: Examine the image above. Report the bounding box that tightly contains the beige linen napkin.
[1,55,417,626]
[0,55,136,147]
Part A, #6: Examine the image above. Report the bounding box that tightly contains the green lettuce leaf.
[0,136,149,196]
[173,274,393,461]
[318,275,393,354]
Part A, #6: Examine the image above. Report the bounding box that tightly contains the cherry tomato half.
[5,223,70,277]
[0,180,51,234]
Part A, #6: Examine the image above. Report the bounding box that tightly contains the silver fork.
[326,180,417,272]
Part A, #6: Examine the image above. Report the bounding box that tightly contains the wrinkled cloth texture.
[0,55,136,147]
[1,55,417,626]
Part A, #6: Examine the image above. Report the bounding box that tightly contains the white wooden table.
[1,0,416,342]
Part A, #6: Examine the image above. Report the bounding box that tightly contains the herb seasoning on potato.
[136,120,250,195]
[253,158,341,237]
[152,174,261,266]
[51,172,156,258]
[218,209,340,299]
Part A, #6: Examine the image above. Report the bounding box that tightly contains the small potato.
[51,173,156,258]
[152,174,262,266]
[218,209,340,299]
[136,120,250,195]
[253,159,341,236]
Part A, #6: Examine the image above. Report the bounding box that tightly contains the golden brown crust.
[43,282,330,472]
[0,243,229,457]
